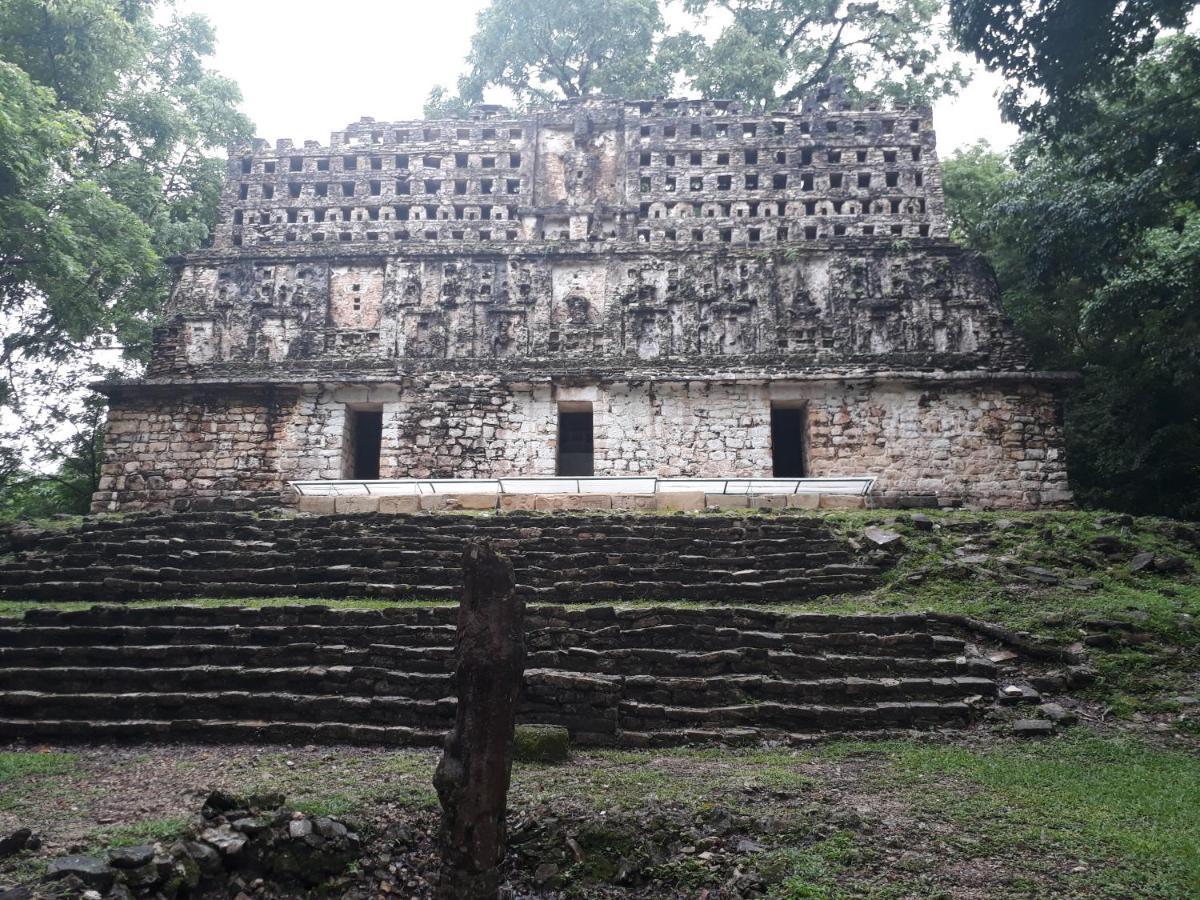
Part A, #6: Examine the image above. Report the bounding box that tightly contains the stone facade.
[94,84,1074,512]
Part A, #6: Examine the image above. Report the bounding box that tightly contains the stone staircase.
[0,511,879,603]
[0,604,997,746]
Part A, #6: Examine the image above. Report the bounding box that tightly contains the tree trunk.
[433,540,526,900]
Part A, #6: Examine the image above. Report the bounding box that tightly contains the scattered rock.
[1037,703,1078,725]
[532,862,559,885]
[0,828,37,859]
[999,685,1041,705]
[1097,513,1134,528]
[287,819,314,840]
[862,527,903,549]
[1089,535,1126,554]
[736,838,766,853]
[1130,552,1156,573]
[1065,577,1102,591]
[201,826,247,857]
[1029,671,1068,693]
[106,845,155,869]
[909,513,935,531]
[1154,555,1190,574]
[1021,566,1060,585]
[987,650,1019,664]
[45,856,116,892]
[1012,719,1054,738]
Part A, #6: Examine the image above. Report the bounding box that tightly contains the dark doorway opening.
[771,405,807,477]
[557,406,594,476]
[349,409,383,480]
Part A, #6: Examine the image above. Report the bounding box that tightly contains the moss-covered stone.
[514,724,571,763]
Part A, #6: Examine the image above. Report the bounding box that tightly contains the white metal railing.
[289,476,875,497]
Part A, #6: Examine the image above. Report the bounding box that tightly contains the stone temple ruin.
[91,82,1074,513]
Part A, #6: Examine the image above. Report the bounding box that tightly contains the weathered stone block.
[419,495,450,512]
[657,491,706,511]
[297,495,337,515]
[748,494,786,510]
[446,493,499,511]
[611,494,656,510]
[819,494,866,509]
[334,495,379,514]
[498,494,537,511]
[534,494,612,511]
[705,494,749,508]
[378,495,420,514]
[513,724,571,763]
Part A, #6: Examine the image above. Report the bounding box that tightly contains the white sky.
[176,0,1018,155]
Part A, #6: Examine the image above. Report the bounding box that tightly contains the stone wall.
[151,246,1026,377]
[93,375,1070,512]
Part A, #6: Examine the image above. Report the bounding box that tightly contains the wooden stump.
[433,540,526,899]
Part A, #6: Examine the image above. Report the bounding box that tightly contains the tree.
[950,0,1197,129]
[428,0,966,116]
[940,141,1012,248]
[677,0,968,107]
[0,0,251,515]
[942,34,1200,518]
[428,0,674,114]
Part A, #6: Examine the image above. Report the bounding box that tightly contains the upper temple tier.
[93,87,1076,514]
[147,89,1017,380]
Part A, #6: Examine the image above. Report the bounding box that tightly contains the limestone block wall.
[94,377,1070,512]
[93,389,290,512]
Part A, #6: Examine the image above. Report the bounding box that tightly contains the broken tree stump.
[433,540,527,900]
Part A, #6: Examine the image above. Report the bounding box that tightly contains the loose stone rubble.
[27,792,360,899]
[90,80,1075,514]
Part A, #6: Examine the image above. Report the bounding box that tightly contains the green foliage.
[678,0,968,107]
[0,0,251,515]
[950,0,1197,130]
[430,0,674,112]
[429,0,966,114]
[942,32,1200,518]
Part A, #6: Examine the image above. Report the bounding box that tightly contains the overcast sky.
[176,0,1018,155]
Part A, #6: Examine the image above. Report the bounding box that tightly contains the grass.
[0,751,78,784]
[824,734,1200,898]
[86,817,190,849]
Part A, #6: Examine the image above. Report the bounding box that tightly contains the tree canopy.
[944,27,1200,518]
[950,0,1197,129]
[428,0,966,114]
[676,0,966,107]
[0,0,251,507]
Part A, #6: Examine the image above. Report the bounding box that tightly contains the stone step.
[0,666,453,698]
[527,647,994,679]
[0,623,459,649]
[0,573,879,603]
[0,666,993,707]
[12,605,936,636]
[617,699,974,731]
[0,718,446,747]
[0,686,617,733]
[0,643,456,672]
[0,622,960,657]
